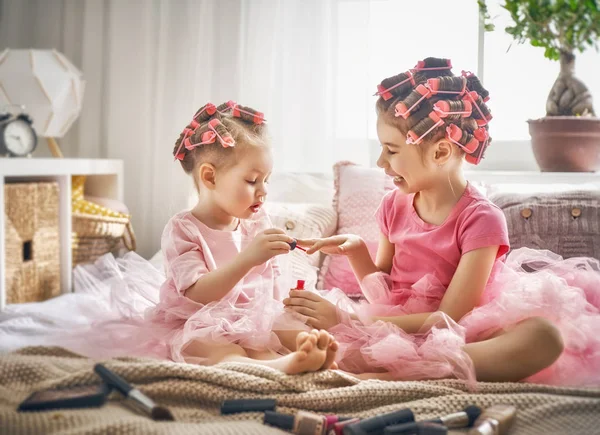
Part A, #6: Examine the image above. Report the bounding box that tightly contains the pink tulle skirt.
[322,248,600,387]
[0,252,306,365]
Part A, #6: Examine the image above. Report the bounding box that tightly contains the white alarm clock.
[0,113,38,157]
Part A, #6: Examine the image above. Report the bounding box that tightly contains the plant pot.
[529,116,600,172]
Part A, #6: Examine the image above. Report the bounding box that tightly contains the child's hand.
[241,228,294,267]
[296,235,364,256]
[283,291,340,330]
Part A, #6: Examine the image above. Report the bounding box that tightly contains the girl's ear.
[198,163,217,190]
[432,139,454,166]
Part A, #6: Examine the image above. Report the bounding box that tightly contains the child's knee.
[526,317,564,361]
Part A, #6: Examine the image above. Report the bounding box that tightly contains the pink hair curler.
[406,112,444,145]
[462,91,492,126]
[433,100,472,118]
[413,59,452,72]
[426,77,467,96]
[445,124,478,154]
[395,84,432,119]
[473,127,489,143]
[375,71,415,101]
[232,104,265,125]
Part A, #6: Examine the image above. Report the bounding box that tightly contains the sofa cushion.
[487,183,600,260]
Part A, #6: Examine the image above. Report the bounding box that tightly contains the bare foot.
[273,329,331,375]
[221,330,335,375]
[321,335,339,370]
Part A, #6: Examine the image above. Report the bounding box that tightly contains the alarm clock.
[0,113,38,157]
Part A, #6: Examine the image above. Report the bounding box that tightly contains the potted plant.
[479,0,600,172]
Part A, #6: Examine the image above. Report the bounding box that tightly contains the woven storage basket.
[4,182,61,304]
[71,214,136,266]
[71,176,136,266]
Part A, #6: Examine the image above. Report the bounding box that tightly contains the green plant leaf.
[481,0,600,60]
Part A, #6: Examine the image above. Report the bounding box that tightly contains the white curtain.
[0,0,372,257]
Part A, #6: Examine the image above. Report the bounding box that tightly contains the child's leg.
[464,316,564,382]
[351,317,563,382]
[274,329,339,370]
[183,330,337,375]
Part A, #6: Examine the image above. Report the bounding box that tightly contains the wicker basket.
[70,175,137,267]
[4,182,61,304]
[71,213,136,266]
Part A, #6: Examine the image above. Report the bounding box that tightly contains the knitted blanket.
[1,347,599,435]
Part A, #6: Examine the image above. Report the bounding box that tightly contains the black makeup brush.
[94,363,175,421]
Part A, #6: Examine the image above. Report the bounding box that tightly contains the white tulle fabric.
[0,212,308,365]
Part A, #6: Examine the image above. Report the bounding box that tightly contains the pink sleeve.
[375,190,397,238]
[459,202,510,258]
[161,216,209,294]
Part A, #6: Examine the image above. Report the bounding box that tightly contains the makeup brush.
[94,363,175,421]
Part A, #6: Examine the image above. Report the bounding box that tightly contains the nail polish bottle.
[294,410,328,434]
[325,415,355,432]
[467,405,516,435]
[332,417,361,434]
[265,410,327,434]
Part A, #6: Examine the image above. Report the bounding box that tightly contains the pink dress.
[147,210,306,363]
[0,209,305,363]
[327,184,600,387]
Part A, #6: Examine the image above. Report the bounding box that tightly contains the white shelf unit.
[0,158,123,310]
